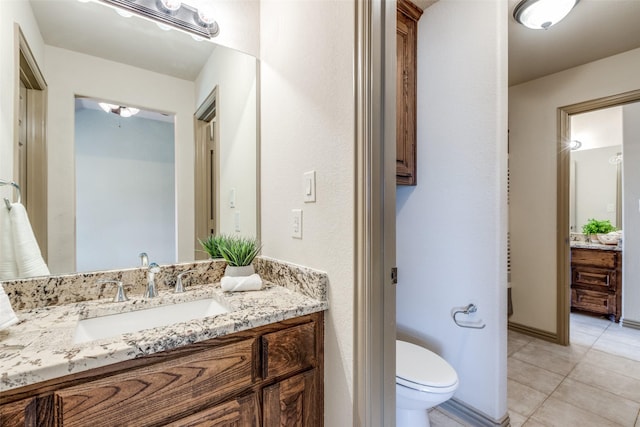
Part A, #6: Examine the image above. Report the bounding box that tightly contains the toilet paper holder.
[452,303,486,329]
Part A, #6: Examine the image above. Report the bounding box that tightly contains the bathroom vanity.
[570,244,622,322]
[0,258,327,426]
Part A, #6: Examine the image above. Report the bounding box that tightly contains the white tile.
[508,357,564,394]
[593,334,640,362]
[581,349,640,381]
[510,340,585,376]
[530,397,619,427]
[550,377,640,426]
[570,329,600,347]
[508,379,548,417]
[428,408,468,427]
[508,410,527,427]
[569,361,640,402]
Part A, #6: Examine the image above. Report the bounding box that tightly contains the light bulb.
[158,0,181,13]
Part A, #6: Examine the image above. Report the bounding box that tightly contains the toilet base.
[397,408,431,427]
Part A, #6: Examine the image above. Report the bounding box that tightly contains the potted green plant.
[582,218,617,243]
[198,234,226,259]
[218,235,261,277]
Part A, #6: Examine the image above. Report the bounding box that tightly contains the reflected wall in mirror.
[570,105,624,233]
[0,0,259,278]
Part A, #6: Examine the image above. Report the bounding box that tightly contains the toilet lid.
[396,340,458,391]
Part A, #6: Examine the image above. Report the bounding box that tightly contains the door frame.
[354,0,396,425]
[14,24,48,261]
[557,88,640,344]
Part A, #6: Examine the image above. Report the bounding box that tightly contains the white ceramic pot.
[224,264,255,277]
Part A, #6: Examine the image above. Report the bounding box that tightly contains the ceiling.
[508,0,640,86]
[29,0,640,86]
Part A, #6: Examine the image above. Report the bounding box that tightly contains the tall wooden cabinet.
[396,0,423,185]
[570,247,622,322]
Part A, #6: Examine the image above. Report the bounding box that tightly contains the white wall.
[396,0,508,420]
[259,0,355,424]
[75,109,175,271]
[0,0,43,199]
[44,46,195,274]
[205,1,260,58]
[509,47,640,332]
[623,102,640,323]
[195,47,257,238]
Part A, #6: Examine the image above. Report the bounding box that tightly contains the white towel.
[0,284,18,330]
[221,274,263,292]
[0,205,18,280]
[9,203,49,278]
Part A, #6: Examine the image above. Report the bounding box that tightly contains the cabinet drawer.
[571,248,618,269]
[167,393,259,427]
[262,322,316,380]
[55,338,256,427]
[571,288,615,315]
[572,267,616,290]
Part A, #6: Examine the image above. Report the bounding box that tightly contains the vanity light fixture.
[513,0,580,30]
[99,102,140,117]
[98,0,219,39]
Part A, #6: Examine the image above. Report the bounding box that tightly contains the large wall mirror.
[569,106,624,234]
[2,0,258,278]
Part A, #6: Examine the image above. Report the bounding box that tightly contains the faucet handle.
[175,270,196,293]
[98,280,129,303]
[139,252,149,267]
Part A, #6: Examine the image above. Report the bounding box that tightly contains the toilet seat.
[396,340,458,394]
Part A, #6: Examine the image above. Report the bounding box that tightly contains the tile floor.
[428,313,640,426]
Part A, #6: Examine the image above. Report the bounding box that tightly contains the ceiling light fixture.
[98,0,219,39]
[513,0,579,30]
[99,102,140,117]
[569,140,582,150]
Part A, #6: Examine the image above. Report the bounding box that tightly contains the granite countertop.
[570,241,622,252]
[0,278,327,393]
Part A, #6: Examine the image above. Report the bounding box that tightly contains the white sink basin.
[74,298,229,344]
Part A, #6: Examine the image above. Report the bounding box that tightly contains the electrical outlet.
[292,209,302,239]
[234,212,241,232]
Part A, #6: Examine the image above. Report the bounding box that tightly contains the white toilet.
[396,340,459,427]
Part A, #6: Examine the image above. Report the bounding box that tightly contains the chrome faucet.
[145,262,160,298]
[98,280,129,302]
[175,270,196,293]
[139,252,149,267]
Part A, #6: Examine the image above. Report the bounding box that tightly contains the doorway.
[15,25,47,261]
[557,88,640,344]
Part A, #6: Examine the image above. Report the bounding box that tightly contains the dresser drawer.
[571,248,618,269]
[572,267,616,291]
[55,338,257,427]
[262,321,316,380]
[571,288,615,316]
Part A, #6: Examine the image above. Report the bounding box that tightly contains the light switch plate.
[303,171,316,203]
[292,209,302,239]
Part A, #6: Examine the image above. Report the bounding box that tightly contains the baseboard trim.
[622,318,640,330]
[508,321,558,344]
[440,398,510,427]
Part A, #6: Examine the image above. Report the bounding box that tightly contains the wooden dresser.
[570,247,622,322]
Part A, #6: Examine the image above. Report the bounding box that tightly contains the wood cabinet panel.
[263,370,317,427]
[262,322,315,380]
[570,248,621,322]
[571,288,615,316]
[396,0,423,186]
[55,338,256,427]
[167,393,259,427]
[1,312,324,427]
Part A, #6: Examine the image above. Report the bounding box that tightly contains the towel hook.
[0,179,21,210]
[452,303,486,329]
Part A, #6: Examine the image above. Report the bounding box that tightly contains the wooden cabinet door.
[54,339,256,427]
[263,370,318,427]
[396,0,423,186]
[167,393,259,427]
